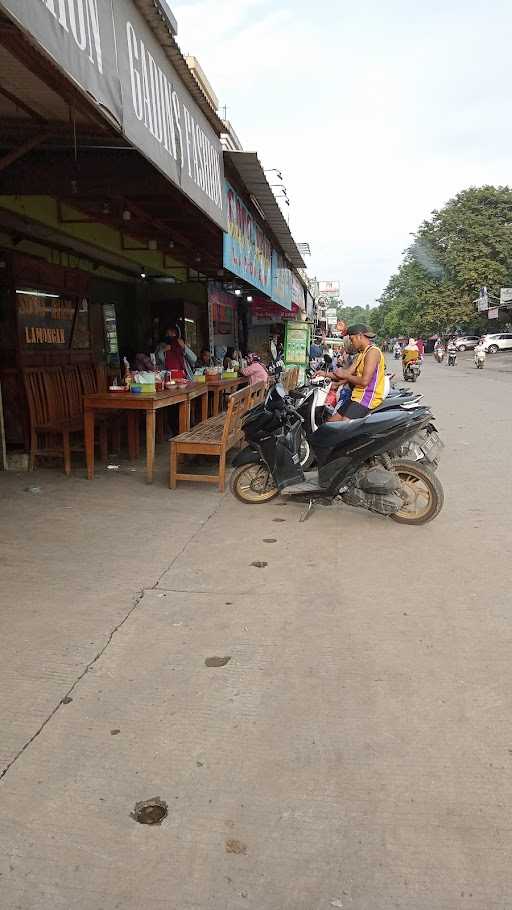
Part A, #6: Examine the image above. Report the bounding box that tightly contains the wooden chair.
[23,367,83,476]
[169,385,252,492]
[79,363,120,454]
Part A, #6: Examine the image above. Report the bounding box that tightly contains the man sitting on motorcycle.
[317,324,386,421]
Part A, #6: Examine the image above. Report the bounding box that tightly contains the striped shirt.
[351,344,386,410]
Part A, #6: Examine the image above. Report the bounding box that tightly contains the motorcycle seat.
[312,409,411,448]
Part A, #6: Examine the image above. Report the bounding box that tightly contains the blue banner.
[271,249,293,311]
[223,183,272,294]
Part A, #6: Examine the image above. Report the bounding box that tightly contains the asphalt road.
[1,354,512,909]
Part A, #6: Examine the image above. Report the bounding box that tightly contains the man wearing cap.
[326,324,386,421]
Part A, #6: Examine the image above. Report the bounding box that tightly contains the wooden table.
[206,378,248,416]
[84,385,209,483]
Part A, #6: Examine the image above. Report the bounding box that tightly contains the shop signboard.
[17,291,76,348]
[271,250,293,311]
[115,0,226,230]
[223,184,272,294]
[500,288,512,305]
[250,299,298,325]
[488,307,499,319]
[477,287,488,312]
[0,0,122,123]
[318,280,340,298]
[284,321,310,366]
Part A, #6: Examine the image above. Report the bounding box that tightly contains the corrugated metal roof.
[133,0,227,136]
[225,151,306,269]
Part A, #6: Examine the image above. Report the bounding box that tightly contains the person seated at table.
[223,346,237,370]
[199,348,213,367]
[155,325,197,379]
[241,353,269,386]
[135,352,155,371]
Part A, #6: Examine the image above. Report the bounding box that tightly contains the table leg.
[145,410,156,483]
[212,389,220,417]
[84,408,95,480]
[179,399,190,434]
[200,390,208,424]
[127,413,139,459]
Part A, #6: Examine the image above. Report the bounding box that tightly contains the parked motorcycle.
[403,359,421,382]
[230,385,444,525]
[474,349,486,369]
[294,373,442,471]
[447,349,457,367]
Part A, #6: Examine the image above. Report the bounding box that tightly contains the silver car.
[481,333,512,353]
[454,335,480,351]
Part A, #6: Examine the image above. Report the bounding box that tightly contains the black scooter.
[290,380,442,472]
[231,385,444,525]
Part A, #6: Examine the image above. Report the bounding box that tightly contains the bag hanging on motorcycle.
[259,424,305,491]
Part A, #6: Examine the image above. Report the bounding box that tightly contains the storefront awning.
[224,151,306,270]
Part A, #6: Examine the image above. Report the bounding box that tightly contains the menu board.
[284,321,310,366]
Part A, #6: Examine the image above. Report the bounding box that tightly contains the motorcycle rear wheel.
[230,462,279,504]
[299,432,316,470]
[390,460,444,525]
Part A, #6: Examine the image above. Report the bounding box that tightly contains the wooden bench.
[169,382,263,492]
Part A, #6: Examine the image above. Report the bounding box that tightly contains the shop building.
[0,0,230,449]
[0,0,310,457]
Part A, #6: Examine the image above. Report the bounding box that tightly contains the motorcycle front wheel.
[230,462,279,504]
[390,460,444,525]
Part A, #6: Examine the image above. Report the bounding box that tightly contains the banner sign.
[114,0,225,229]
[0,0,226,230]
[488,307,499,319]
[1,0,122,124]
[250,299,299,325]
[284,321,310,366]
[271,249,293,311]
[477,287,489,312]
[500,288,512,305]
[17,292,77,348]
[223,183,272,293]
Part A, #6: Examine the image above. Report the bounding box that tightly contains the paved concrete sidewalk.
[1,360,512,909]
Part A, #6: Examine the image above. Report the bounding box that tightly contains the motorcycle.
[474,349,485,369]
[394,349,402,360]
[289,376,331,469]
[434,348,445,364]
[230,384,444,525]
[289,378,443,471]
[403,359,421,382]
[447,349,457,367]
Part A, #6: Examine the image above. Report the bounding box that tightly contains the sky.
[173,0,512,307]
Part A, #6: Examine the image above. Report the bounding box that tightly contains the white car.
[481,333,512,353]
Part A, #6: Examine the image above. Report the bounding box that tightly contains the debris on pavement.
[225,839,247,855]
[205,656,231,668]
[131,797,168,826]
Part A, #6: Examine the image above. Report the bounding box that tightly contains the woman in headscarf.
[155,325,197,378]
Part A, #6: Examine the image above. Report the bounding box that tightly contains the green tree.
[371,185,512,337]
